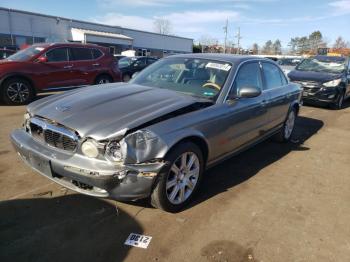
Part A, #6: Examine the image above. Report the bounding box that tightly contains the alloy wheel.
[6,82,30,103]
[98,78,110,84]
[284,110,295,139]
[166,152,200,205]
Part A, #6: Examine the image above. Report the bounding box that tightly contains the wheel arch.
[165,134,210,165]
[0,73,36,94]
[94,72,113,84]
[290,100,300,115]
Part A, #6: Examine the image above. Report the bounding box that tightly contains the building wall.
[0,7,193,55]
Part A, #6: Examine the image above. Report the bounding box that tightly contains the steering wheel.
[202,82,221,91]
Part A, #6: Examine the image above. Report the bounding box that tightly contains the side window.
[70,48,93,61]
[262,62,283,90]
[279,70,288,85]
[92,49,103,59]
[147,58,157,65]
[46,48,68,62]
[231,62,262,95]
[134,58,146,67]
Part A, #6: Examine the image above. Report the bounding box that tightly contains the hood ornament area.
[55,105,72,112]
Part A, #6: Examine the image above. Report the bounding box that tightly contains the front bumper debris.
[10,129,165,201]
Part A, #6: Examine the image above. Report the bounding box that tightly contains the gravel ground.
[0,99,349,262]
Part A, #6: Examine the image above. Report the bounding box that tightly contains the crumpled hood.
[28,83,202,140]
[288,69,343,83]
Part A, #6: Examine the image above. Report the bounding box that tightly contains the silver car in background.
[11,54,302,212]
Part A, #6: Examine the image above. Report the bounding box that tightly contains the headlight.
[105,141,123,162]
[23,112,31,130]
[81,140,99,158]
[323,79,341,87]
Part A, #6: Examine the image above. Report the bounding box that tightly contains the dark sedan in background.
[118,56,158,82]
[11,54,302,212]
[0,48,16,60]
[288,55,350,109]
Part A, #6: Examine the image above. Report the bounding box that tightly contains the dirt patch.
[201,240,258,262]
[0,150,10,156]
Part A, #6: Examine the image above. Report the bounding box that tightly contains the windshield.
[296,58,346,74]
[118,57,137,68]
[131,57,232,101]
[6,46,45,61]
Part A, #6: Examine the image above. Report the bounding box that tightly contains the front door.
[217,61,269,156]
[37,47,75,89]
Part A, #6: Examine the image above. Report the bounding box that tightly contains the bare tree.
[333,36,348,49]
[153,18,172,35]
[199,35,218,46]
[252,43,259,55]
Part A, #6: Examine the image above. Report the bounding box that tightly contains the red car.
[0,43,122,105]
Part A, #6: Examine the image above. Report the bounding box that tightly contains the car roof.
[166,53,271,64]
[32,42,104,49]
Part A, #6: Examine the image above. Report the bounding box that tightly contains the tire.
[122,73,131,82]
[95,74,113,85]
[151,142,204,212]
[330,91,345,110]
[274,107,297,143]
[1,77,35,105]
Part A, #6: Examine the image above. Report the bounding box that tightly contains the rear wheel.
[151,142,204,212]
[1,78,34,105]
[95,74,113,85]
[274,108,297,142]
[330,91,345,110]
[122,73,131,82]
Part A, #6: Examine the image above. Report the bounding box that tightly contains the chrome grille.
[29,117,78,152]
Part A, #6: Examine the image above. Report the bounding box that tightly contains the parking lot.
[0,98,349,262]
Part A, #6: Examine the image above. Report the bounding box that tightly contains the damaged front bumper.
[10,129,165,201]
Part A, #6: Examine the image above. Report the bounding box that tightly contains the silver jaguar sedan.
[11,54,302,212]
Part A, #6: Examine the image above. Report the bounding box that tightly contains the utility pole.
[235,27,242,54]
[223,18,228,54]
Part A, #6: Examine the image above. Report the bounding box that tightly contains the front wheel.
[151,142,204,212]
[122,73,131,82]
[330,91,345,110]
[274,108,297,142]
[1,78,35,105]
[95,75,113,85]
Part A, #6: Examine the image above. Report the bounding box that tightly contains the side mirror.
[238,86,262,98]
[37,56,48,63]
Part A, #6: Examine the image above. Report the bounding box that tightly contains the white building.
[0,7,193,57]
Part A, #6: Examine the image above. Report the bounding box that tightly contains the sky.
[1,0,350,49]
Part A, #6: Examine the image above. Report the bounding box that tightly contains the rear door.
[261,62,291,130]
[69,47,95,86]
[37,47,75,89]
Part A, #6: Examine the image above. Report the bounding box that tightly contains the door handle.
[92,63,100,66]
[63,65,73,69]
[261,100,267,106]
